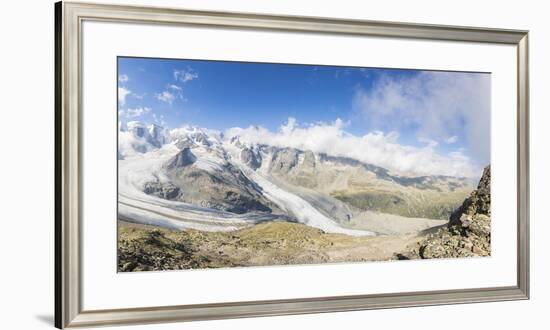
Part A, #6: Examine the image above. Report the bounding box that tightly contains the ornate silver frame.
[55,1,530,328]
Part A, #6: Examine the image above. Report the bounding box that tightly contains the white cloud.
[118,74,129,83]
[352,71,490,164]
[174,68,198,83]
[168,84,182,91]
[445,135,458,144]
[418,136,438,148]
[119,107,151,118]
[118,87,131,105]
[155,91,175,104]
[156,85,187,104]
[225,118,480,178]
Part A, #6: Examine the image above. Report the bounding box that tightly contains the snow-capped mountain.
[118,121,170,157]
[118,122,475,236]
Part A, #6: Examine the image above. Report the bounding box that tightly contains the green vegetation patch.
[331,190,467,220]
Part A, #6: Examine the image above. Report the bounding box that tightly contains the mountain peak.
[166,147,197,168]
[170,126,222,149]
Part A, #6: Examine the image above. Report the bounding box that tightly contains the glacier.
[118,122,376,236]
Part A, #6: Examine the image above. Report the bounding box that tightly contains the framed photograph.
[55,1,529,328]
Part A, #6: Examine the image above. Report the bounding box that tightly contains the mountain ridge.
[118,121,476,186]
[118,121,477,235]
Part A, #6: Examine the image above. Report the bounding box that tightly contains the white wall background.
[0,0,547,329]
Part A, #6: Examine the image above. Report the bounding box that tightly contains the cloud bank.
[225,118,481,178]
[353,71,490,164]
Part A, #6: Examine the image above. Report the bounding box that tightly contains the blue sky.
[118,57,412,132]
[118,57,490,177]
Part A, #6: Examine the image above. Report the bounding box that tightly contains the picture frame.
[55,1,529,328]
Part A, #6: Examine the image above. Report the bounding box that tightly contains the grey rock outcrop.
[165,147,197,168]
[398,166,491,259]
[449,166,491,227]
[269,148,300,174]
[241,147,262,169]
[143,182,181,200]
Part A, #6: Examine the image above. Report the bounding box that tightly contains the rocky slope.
[396,166,491,259]
[242,143,473,221]
[118,220,422,271]
[157,147,280,214]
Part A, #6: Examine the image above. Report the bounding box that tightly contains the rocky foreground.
[396,166,491,259]
[118,220,423,271]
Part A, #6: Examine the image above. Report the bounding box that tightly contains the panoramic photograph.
[117,57,491,272]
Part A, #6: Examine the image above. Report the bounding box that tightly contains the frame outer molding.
[55,1,530,328]
[516,34,530,298]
